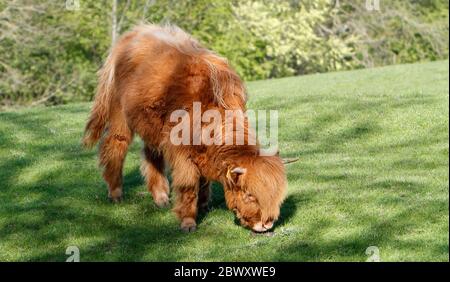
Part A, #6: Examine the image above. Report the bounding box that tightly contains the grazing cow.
[83,24,287,232]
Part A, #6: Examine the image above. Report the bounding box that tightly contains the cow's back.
[108,24,246,147]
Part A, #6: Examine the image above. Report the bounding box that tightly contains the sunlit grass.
[0,60,448,261]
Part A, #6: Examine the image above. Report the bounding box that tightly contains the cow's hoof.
[108,189,123,203]
[153,192,170,208]
[109,196,123,203]
[180,218,197,233]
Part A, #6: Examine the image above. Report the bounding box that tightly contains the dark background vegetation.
[0,0,448,107]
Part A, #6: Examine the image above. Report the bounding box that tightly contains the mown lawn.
[0,60,448,262]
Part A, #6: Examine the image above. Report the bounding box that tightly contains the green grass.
[0,60,448,262]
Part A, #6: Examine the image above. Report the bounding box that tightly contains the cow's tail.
[82,50,116,148]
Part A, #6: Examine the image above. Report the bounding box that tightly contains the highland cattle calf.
[83,24,287,232]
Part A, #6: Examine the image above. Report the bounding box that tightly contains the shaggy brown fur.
[83,24,287,232]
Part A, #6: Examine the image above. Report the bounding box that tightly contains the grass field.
[0,60,448,262]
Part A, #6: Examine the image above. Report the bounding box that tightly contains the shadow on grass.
[270,198,448,261]
[0,158,187,261]
[0,85,447,261]
[0,126,298,261]
[280,96,439,158]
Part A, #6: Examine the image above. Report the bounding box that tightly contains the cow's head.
[222,155,289,232]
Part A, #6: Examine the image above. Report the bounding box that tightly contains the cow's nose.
[264,221,274,230]
[252,222,267,233]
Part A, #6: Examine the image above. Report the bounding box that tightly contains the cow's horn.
[282,157,299,165]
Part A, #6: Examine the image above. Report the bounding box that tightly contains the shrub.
[0,0,448,106]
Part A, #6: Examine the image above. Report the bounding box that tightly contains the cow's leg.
[140,146,170,207]
[170,157,201,232]
[173,182,199,232]
[99,112,132,203]
[198,177,211,213]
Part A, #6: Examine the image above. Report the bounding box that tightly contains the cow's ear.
[227,166,247,185]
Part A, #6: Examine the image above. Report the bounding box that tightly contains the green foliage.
[0,1,110,105]
[337,0,449,67]
[148,0,271,80]
[232,0,357,78]
[0,0,448,106]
